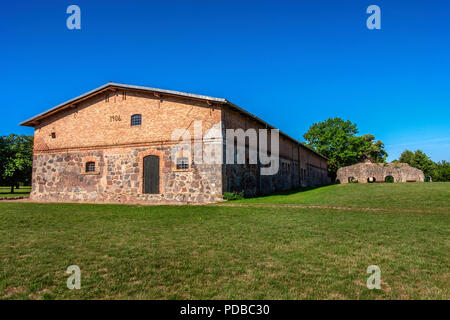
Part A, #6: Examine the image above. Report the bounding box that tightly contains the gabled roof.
[19,82,328,160]
[19,82,226,127]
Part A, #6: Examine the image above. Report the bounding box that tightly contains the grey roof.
[19,82,226,126]
[20,82,327,160]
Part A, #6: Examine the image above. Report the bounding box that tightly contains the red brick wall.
[34,90,222,152]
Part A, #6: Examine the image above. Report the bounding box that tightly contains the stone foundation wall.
[336,162,425,183]
[31,143,328,204]
[31,145,223,204]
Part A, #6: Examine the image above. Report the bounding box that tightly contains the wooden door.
[143,155,159,194]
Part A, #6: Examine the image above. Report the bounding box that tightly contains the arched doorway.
[143,155,159,194]
[385,175,394,183]
[367,177,376,183]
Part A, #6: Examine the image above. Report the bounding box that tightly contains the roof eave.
[223,101,329,161]
[19,82,226,127]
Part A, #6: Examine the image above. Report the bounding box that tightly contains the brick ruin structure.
[21,83,330,204]
[336,160,424,184]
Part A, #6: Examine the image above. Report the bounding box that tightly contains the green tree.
[0,134,34,193]
[359,134,388,163]
[398,149,436,180]
[303,118,388,178]
[432,160,450,182]
[397,150,414,164]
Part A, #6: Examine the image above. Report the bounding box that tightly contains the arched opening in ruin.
[385,175,394,183]
[348,177,357,183]
[367,177,376,183]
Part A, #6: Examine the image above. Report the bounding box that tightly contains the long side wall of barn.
[30,145,223,204]
[221,107,329,196]
[298,146,330,187]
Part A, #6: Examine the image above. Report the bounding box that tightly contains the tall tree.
[359,134,388,163]
[397,150,414,164]
[433,161,450,182]
[0,134,34,193]
[399,149,436,180]
[303,118,387,178]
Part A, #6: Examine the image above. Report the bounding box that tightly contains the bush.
[385,176,394,183]
[223,191,244,201]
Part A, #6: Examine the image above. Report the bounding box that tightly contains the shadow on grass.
[242,184,334,200]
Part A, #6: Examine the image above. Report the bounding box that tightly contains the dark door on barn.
[143,155,159,194]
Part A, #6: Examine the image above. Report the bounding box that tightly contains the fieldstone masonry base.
[31,146,222,204]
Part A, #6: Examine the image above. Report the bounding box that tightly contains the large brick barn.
[21,83,329,204]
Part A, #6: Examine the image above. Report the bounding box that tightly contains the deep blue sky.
[1,0,449,161]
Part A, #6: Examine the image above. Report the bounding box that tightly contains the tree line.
[303,118,450,182]
[396,150,450,182]
[0,134,33,193]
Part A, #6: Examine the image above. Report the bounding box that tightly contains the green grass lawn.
[0,186,31,198]
[231,182,450,209]
[0,183,449,299]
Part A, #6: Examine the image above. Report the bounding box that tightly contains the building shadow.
[247,184,331,199]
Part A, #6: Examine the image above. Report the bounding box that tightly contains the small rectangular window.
[131,114,142,126]
[86,162,95,172]
[176,157,189,170]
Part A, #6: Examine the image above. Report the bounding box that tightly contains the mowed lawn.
[231,182,450,209]
[0,183,449,299]
[0,186,31,198]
